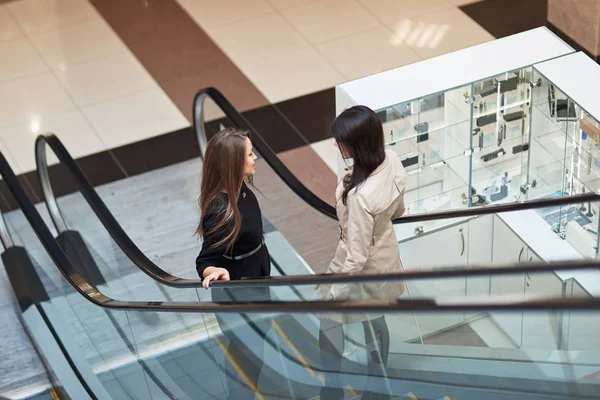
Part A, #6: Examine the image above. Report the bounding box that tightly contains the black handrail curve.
[36,129,600,289]
[36,133,202,287]
[8,145,600,311]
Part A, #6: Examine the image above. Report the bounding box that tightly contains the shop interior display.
[527,69,600,258]
[372,68,536,214]
[340,65,600,256]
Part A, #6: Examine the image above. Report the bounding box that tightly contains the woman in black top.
[195,128,271,399]
[196,186,269,284]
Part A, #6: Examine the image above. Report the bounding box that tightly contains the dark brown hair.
[196,128,251,251]
[332,105,386,205]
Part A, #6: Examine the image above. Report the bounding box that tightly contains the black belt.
[223,239,265,261]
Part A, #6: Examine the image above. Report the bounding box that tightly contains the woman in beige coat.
[318,105,407,400]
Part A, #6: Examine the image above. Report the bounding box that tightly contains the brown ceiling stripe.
[88,0,269,122]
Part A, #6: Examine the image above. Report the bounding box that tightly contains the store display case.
[340,55,600,256]
[335,27,600,265]
[469,68,533,205]
[369,86,471,216]
[337,69,537,223]
[336,27,575,240]
[338,48,600,257]
[526,53,600,258]
[367,67,536,217]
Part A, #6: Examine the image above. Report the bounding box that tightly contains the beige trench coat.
[318,150,407,324]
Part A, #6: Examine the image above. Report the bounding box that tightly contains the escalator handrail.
[8,146,600,311]
[35,129,600,289]
[36,133,195,287]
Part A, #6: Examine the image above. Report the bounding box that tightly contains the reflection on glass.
[360,65,600,264]
[524,68,600,258]
[470,68,533,210]
[361,67,538,239]
[3,207,598,400]
[371,85,472,228]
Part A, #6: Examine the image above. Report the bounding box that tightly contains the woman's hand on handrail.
[202,267,230,289]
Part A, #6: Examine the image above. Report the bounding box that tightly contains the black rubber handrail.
[8,144,600,311]
[35,127,600,289]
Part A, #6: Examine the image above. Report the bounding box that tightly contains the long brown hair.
[196,128,251,252]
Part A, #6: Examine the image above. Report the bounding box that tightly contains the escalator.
[3,164,600,399]
[1,88,600,399]
[25,87,600,316]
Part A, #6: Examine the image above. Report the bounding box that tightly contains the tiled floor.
[393,7,494,59]
[0,0,188,175]
[238,46,345,103]
[178,0,494,102]
[0,0,487,169]
[0,0,550,187]
[316,27,422,81]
